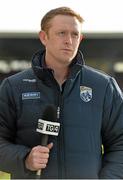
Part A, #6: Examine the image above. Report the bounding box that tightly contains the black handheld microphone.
[36,105,60,179]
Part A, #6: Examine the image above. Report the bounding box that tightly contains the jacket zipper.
[57,106,60,119]
[48,71,65,178]
[57,90,65,179]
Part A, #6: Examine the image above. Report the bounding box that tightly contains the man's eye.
[58,32,65,36]
[72,33,79,38]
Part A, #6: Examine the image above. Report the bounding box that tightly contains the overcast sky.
[0,0,123,33]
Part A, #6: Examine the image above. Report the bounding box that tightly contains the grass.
[0,171,10,179]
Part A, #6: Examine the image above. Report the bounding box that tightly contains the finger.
[35,145,50,153]
[47,142,53,150]
[36,158,48,164]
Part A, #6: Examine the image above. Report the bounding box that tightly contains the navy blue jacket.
[0,50,123,179]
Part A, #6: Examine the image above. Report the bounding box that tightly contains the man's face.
[40,15,82,66]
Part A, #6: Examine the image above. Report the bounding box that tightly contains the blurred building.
[0,32,123,91]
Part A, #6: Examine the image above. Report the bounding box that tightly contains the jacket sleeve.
[0,78,31,176]
[99,77,123,178]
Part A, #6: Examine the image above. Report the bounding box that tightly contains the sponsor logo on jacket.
[22,79,36,82]
[22,92,40,100]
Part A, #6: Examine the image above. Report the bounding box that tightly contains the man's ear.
[79,34,84,43]
[39,31,47,46]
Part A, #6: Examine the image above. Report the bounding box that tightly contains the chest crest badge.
[80,86,92,102]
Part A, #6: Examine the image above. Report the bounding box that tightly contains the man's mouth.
[62,48,73,52]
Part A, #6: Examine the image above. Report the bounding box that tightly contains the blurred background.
[0,0,123,178]
[0,0,123,91]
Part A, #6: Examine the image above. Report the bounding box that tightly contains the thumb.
[47,142,53,150]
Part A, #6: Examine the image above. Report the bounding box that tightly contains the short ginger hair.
[41,6,84,33]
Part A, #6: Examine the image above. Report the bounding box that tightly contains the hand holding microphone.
[25,143,53,172]
[25,105,60,179]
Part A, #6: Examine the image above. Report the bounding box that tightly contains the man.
[0,6,123,179]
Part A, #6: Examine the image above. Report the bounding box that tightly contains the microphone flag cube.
[36,119,60,136]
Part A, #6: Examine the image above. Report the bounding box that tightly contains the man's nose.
[65,34,72,44]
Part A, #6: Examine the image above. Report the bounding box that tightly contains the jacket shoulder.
[4,68,37,88]
[0,68,36,94]
[8,68,35,82]
[82,65,111,85]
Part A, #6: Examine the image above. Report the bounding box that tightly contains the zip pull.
[57,106,60,119]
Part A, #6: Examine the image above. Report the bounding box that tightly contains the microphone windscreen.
[42,105,57,122]
[36,105,57,178]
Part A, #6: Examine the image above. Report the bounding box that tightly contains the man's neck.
[53,67,69,86]
[44,54,70,85]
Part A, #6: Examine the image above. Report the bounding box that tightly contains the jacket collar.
[31,49,85,80]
